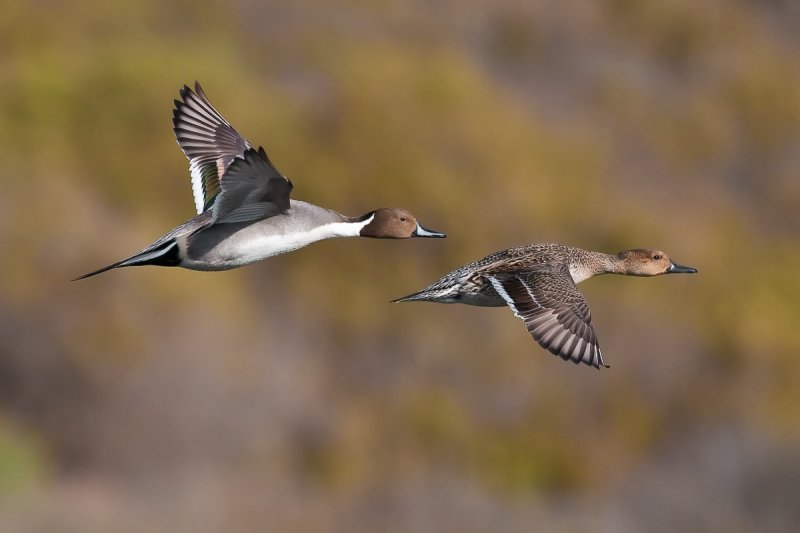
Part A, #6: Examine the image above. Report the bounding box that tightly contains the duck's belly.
[180,206,350,271]
[428,276,507,307]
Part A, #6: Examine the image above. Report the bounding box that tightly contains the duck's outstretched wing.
[486,264,607,369]
[173,82,254,213]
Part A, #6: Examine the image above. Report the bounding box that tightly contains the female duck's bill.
[666,262,697,274]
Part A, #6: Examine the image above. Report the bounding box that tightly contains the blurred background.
[1,0,799,531]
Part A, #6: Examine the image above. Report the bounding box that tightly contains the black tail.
[73,240,181,280]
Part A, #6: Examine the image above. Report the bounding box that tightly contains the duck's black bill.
[412,224,446,238]
[667,262,697,274]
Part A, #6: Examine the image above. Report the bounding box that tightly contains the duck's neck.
[323,215,374,238]
[341,212,376,237]
[569,251,624,284]
[291,202,374,238]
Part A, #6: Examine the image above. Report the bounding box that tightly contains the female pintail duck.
[393,243,697,369]
[76,82,445,279]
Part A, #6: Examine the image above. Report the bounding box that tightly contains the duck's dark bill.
[667,262,697,274]
[413,224,446,238]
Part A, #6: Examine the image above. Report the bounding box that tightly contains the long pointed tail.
[73,240,180,280]
[390,285,450,303]
[73,259,129,280]
[390,289,440,303]
[391,280,467,304]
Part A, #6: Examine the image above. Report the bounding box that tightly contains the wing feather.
[486,265,608,369]
[173,82,252,213]
[211,147,293,224]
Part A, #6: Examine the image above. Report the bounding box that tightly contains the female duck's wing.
[210,147,293,224]
[173,82,253,214]
[486,264,608,369]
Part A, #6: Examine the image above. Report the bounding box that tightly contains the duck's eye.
[400,217,407,222]
[653,254,662,260]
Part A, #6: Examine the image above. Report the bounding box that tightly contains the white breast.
[226,221,365,264]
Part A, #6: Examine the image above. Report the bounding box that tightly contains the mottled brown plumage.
[393,243,697,369]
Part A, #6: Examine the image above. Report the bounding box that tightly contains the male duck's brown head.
[617,249,698,276]
[359,208,446,239]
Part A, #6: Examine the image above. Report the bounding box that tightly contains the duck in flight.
[393,244,697,369]
[76,82,445,280]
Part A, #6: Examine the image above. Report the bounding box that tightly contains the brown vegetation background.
[1,0,799,531]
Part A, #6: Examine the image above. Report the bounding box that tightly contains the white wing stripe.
[188,162,209,213]
[487,277,523,319]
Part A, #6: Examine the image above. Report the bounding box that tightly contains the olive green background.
[1,0,798,531]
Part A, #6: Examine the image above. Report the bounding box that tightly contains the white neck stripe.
[345,213,375,237]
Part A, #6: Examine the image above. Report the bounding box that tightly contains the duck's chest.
[568,264,593,284]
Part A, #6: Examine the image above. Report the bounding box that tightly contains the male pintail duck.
[393,244,697,369]
[76,82,445,280]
